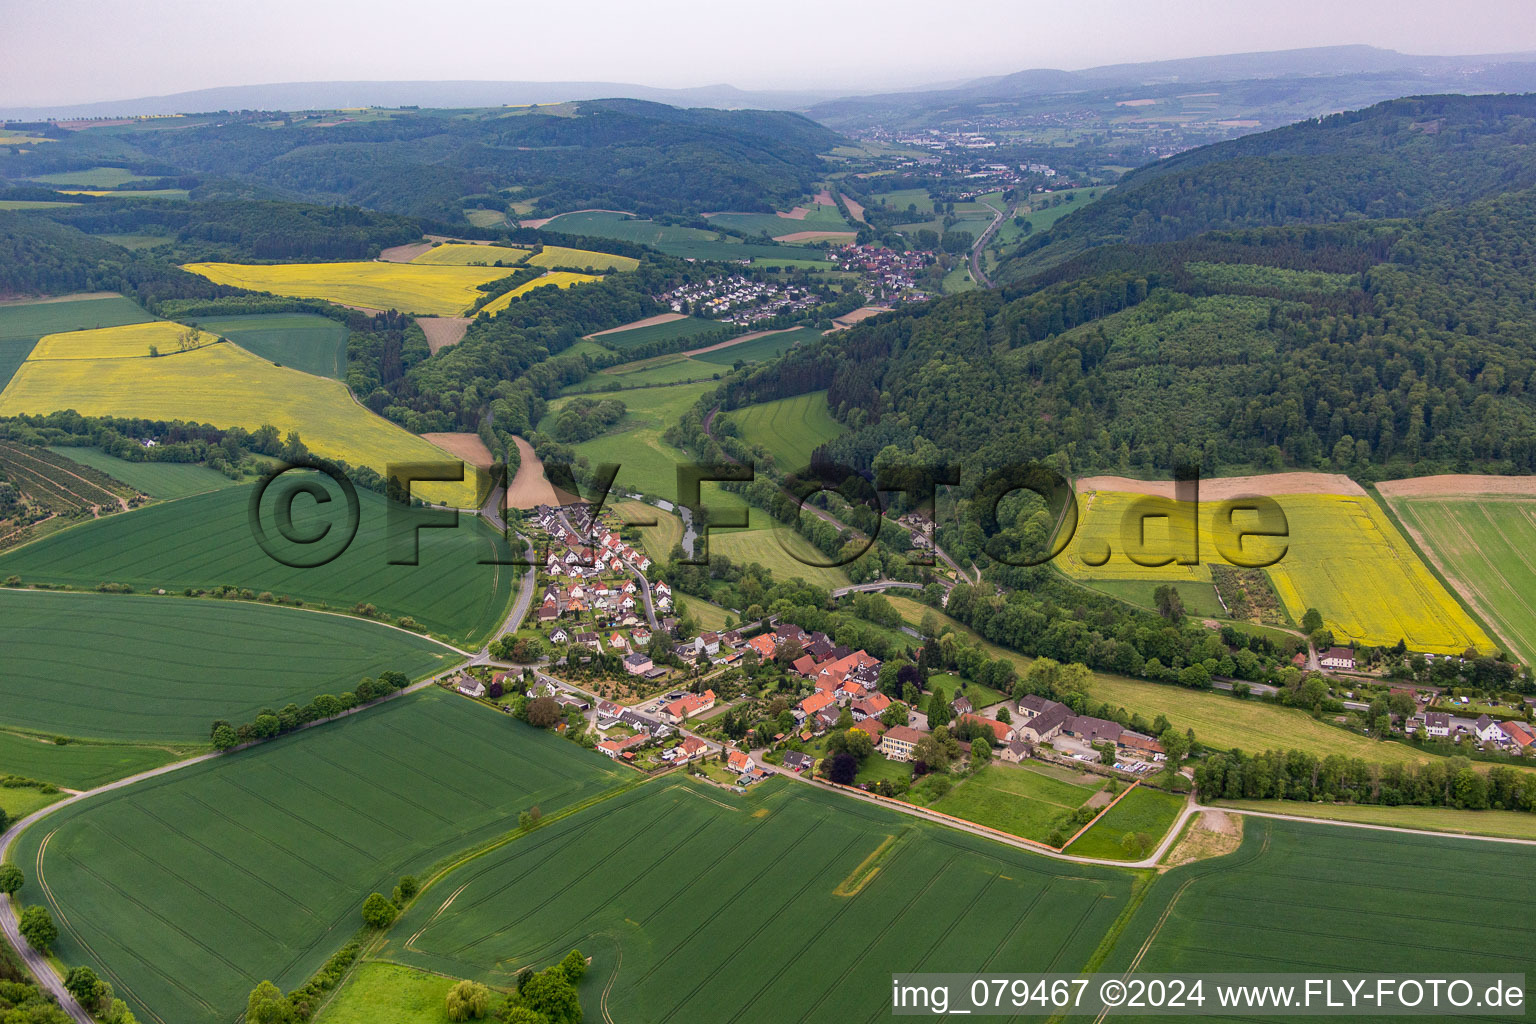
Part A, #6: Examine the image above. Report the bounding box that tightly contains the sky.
[4,0,1536,108]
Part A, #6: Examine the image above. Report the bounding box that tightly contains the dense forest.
[1,100,843,221]
[998,94,1536,280]
[720,181,1536,481]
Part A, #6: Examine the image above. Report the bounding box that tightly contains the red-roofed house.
[746,634,778,660]
[798,691,836,720]
[1500,721,1534,751]
[880,725,924,762]
[660,689,716,723]
[727,750,755,774]
[958,713,1014,745]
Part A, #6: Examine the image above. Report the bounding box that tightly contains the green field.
[0,589,455,741]
[27,168,160,187]
[704,494,852,589]
[691,326,820,365]
[10,689,630,1024]
[0,200,79,210]
[1386,493,1536,663]
[920,673,1012,714]
[1064,786,1184,860]
[0,294,154,388]
[0,729,184,789]
[925,763,1106,842]
[312,962,457,1024]
[536,212,830,266]
[1100,816,1536,1008]
[45,446,243,499]
[1078,577,1224,619]
[0,483,519,647]
[541,380,713,504]
[725,390,844,472]
[193,313,350,379]
[0,785,64,822]
[705,205,853,238]
[593,316,731,349]
[1218,799,1536,841]
[382,778,1136,1022]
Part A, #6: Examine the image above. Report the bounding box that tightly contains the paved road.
[830,580,926,598]
[968,198,1010,290]
[476,484,539,643]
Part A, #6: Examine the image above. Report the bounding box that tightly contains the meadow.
[181,261,512,316]
[10,690,630,1024]
[691,326,821,364]
[478,272,602,316]
[193,313,350,378]
[613,499,683,563]
[44,446,241,499]
[1098,817,1536,1006]
[0,482,519,647]
[383,778,1136,1023]
[705,205,853,240]
[1059,489,1491,654]
[0,336,483,507]
[526,245,638,272]
[541,380,714,504]
[0,588,456,741]
[312,962,457,1024]
[1064,786,1184,860]
[0,729,184,790]
[0,786,64,823]
[724,389,844,472]
[409,242,529,266]
[1384,492,1536,663]
[0,293,153,389]
[568,328,810,393]
[923,763,1106,843]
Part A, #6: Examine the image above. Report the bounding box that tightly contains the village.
[657,275,821,325]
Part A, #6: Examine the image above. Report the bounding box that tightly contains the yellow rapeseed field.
[410,243,531,266]
[1059,490,1492,654]
[0,335,484,507]
[479,271,603,316]
[29,321,219,360]
[181,261,511,316]
[526,246,638,272]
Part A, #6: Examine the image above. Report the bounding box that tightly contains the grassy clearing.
[1218,799,1536,841]
[12,689,630,1024]
[0,785,64,821]
[1064,786,1184,860]
[44,447,240,499]
[1081,578,1224,619]
[726,390,843,473]
[674,593,733,632]
[614,500,682,563]
[385,778,1135,1021]
[1386,494,1536,663]
[705,206,852,238]
[0,337,482,507]
[691,326,820,365]
[193,313,350,378]
[705,498,851,590]
[924,763,1106,842]
[0,730,188,789]
[409,242,529,266]
[0,483,518,648]
[1101,817,1536,983]
[312,961,458,1024]
[182,261,511,316]
[0,589,456,741]
[1061,490,1491,655]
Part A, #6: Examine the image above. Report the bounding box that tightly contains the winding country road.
[968,196,1011,290]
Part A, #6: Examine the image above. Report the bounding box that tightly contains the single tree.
[0,862,23,896]
[18,905,57,952]
[246,980,291,1024]
[445,980,492,1021]
[526,696,562,728]
[520,970,582,1024]
[559,948,588,984]
[361,892,398,929]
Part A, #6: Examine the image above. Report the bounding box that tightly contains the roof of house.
[1069,715,1123,744]
[1018,693,1062,714]
[782,751,815,769]
[852,719,886,740]
[792,654,818,676]
[1425,711,1452,727]
[1323,646,1355,661]
[883,725,923,745]
[746,634,778,659]
[727,750,750,770]
[1023,703,1072,736]
[959,713,1011,743]
[623,652,651,667]
[799,691,836,716]
[1500,721,1534,746]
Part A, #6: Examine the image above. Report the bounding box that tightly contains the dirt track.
[422,432,494,470]
[1376,475,1536,498]
[585,312,686,338]
[840,193,866,222]
[1075,472,1366,499]
[418,316,471,353]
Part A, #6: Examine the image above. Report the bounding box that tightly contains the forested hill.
[714,186,1536,482]
[1,100,842,221]
[997,94,1536,281]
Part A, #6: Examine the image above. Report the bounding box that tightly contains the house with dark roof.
[1014,701,1071,744]
[781,751,816,773]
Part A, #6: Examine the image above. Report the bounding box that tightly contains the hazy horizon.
[4,0,1536,110]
